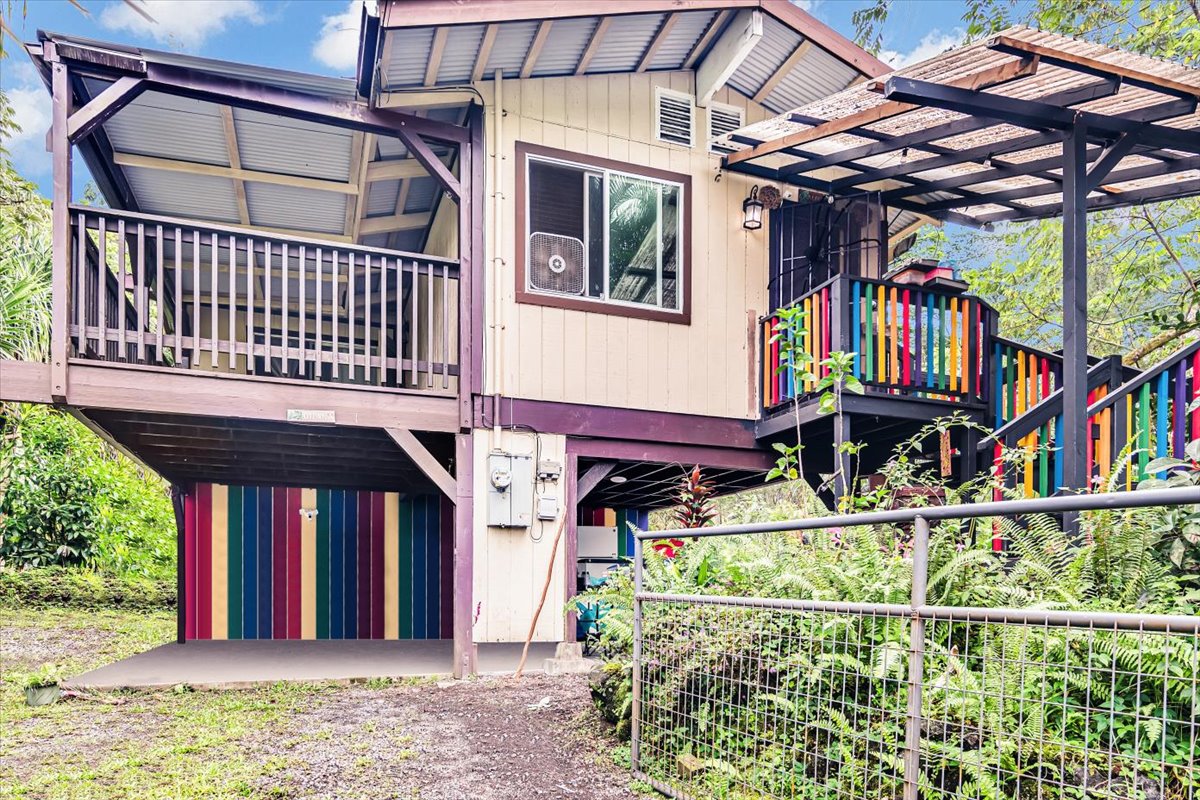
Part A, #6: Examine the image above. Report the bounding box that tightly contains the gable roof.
[369,0,888,115]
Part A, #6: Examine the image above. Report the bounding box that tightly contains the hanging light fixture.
[742,185,764,230]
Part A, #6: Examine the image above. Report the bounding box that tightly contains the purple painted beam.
[476,396,760,451]
[566,437,774,472]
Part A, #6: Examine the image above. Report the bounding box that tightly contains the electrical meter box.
[486,452,533,527]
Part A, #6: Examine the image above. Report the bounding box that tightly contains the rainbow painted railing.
[986,340,1200,497]
[760,275,996,412]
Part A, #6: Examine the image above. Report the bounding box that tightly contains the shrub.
[0,566,175,611]
[0,404,175,579]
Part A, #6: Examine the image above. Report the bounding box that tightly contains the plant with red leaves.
[653,466,717,557]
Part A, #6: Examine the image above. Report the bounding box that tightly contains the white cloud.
[312,1,371,74]
[4,63,52,180]
[791,0,816,11]
[879,29,966,69]
[98,0,265,51]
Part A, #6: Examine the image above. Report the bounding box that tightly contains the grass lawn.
[1,606,640,800]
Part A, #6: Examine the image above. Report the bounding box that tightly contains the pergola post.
[48,49,72,403]
[1061,120,1089,496]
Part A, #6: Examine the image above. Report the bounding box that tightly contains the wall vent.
[655,87,694,148]
[709,102,745,153]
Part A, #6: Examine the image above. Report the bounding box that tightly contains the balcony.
[68,206,459,396]
[760,274,998,416]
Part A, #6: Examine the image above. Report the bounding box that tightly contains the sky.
[1,0,973,197]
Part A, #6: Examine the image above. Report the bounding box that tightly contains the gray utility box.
[486,452,533,528]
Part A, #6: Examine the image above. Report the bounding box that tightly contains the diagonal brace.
[577,461,616,503]
[386,427,457,502]
[68,77,146,142]
[396,128,461,200]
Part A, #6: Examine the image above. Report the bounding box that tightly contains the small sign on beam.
[287,409,336,424]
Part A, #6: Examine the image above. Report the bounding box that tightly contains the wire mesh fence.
[631,488,1200,800]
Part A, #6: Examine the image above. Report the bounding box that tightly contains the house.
[3,1,1197,678]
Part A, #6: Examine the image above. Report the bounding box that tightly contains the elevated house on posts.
[3,0,1198,677]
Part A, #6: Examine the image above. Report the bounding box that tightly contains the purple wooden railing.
[68,206,459,393]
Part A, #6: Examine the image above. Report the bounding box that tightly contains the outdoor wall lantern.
[742,185,765,230]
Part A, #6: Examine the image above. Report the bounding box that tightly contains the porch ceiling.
[579,457,770,510]
[374,0,884,116]
[719,26,1200,228]
[82,409,453,492]
[30,32,467,253]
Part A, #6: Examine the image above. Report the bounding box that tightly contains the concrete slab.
[64,640,562,691]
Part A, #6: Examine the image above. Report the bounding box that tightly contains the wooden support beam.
[695,8,762,107]
[386,427,457,501]
[726,55,1039,166]
[112,151,360,194]
[69,409,157,474]
[576,17,611,75]
[344,130,365,237]
[988,34,1200,99]
[683,9,730,70]
[50,54,72,403]
[396,129,460,199]
[425,27,448,86]
[472,24,499,82]
[219,107,251,225]
[753,39,811,103]
[1086,132,1138,191]
[365,158,438,182]
[349,132,375,241]
[636,13,678,73]
[521,20,552,78]
[358,211,432,236]
[577,461,616,503]
[67,76,145,141]
[376,89,480,110]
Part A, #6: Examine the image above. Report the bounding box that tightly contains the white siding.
[481,71,772,420]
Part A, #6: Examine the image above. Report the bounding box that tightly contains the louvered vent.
[655,88,694,147]
[709,103,745,153]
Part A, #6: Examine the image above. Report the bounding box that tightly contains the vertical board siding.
[182,484,451,641]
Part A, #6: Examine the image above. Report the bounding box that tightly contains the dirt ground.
[1,607,644,800]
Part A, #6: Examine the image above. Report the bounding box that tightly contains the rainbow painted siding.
[761,276,991,411]
[182,484,452,641]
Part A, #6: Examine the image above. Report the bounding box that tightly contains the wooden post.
[49,50,73,402]
[1062,121,1089,495]
[453,432,476,678]
[564,450,579,643]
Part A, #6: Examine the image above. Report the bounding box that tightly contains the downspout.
[491,69,505,436]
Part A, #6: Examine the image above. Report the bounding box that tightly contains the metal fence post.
[631,535,644,774]
[903,515,930,800]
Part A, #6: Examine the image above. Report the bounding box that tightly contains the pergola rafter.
[719,25,1200,497]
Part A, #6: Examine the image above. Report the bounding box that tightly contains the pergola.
[720,25,1200,493]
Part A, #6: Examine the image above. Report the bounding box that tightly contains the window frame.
[515,141,692,325]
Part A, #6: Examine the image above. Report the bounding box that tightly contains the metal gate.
[631,488,1200,799]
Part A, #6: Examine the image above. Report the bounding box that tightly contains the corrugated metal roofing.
[245,183,348,236]
[384,27,436,87]
[232,107,354,182]
[483,21,540,79]
[588,14,665,73]
[366,179,401,216]
[403,176,439,214]
[727,15,801,99]
[105,91,230,167]
[123,165,240,224]
[45,32,461,254]
[437,24,487,83]
[762,42,860,112]
[528,18,596,76]
[649,11,719,71]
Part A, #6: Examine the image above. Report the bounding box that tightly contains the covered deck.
[724,26,1200,495]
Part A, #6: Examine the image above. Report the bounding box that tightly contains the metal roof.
[34,32,462,252]
[719,27,1200,228]
[373,1,881,116]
